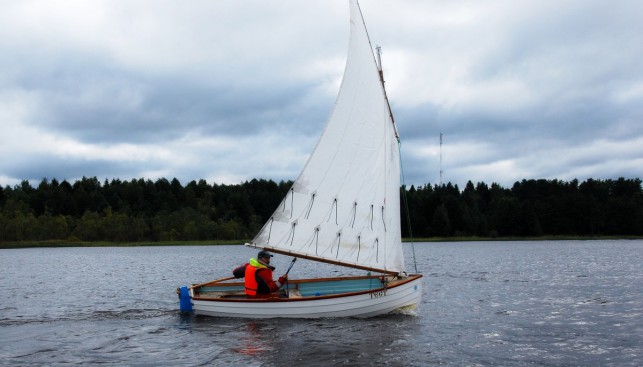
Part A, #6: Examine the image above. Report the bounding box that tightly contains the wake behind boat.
[178,0,423,318]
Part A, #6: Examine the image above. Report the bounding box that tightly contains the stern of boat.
[177,286,193,313]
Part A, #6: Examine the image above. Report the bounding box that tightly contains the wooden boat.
[182,274,421,318]
[178,0,423,318]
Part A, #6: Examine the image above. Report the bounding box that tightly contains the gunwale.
[191,274,422,303]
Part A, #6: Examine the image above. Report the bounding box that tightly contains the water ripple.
[0,241,641,366]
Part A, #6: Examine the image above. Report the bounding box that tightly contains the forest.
[0,176,641,243]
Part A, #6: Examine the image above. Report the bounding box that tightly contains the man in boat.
[244,250,288,298]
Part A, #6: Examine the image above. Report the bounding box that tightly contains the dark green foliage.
[402,178,642,238]
[0,177,292,242]
[0,177,641,242]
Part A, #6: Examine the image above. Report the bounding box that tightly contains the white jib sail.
[248,0,404,275]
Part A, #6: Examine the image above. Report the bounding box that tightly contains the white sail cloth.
[248,0,404,275]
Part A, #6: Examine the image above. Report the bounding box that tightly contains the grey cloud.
[4,152,151,183]
[1,0,642,189]
[13,54,330,145]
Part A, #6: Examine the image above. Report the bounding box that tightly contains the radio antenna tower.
[439,133,443,185]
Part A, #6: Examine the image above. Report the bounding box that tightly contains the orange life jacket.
[245,265,259,296]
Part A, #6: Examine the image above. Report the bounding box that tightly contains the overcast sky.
[1,0,642,190]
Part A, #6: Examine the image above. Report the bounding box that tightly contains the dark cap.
[258,250,273,259]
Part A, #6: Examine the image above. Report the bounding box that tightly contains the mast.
[376,45,384,82]
[375,45,399,139]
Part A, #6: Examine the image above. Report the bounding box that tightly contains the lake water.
[1,240,641,366]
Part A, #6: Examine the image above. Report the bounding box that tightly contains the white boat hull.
[187,275,423,319]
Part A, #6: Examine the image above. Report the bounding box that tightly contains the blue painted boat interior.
[199,277,384,296]
[297,278,384,296]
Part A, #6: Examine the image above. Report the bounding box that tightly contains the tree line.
[0,176,641,243]
[403,178,642,237]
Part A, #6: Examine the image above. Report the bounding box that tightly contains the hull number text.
[370,289,387,299]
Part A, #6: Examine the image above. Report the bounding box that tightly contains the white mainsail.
[247,0,404,275]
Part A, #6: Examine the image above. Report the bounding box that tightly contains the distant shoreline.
[407,236,643,242]
[2,236,641,249]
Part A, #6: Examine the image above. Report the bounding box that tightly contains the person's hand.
[278,274,288,284]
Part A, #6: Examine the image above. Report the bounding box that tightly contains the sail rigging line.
[350,201,358,228]
[267,217,274,245]
[335,234,362,265]
[381,205,387,232]
[374,237,379,262]
[325,232,341,259]
[398,139,419,274]
[333,198,338,225]
[314,226,320,255]
[290,222,297,246]
[283,187,294,218]
[282,220,297,247]
[324,198,339,225]
[290,188,295,218]
[355,235,361,261]
[303,226,319,253]
[305,193,316,219]
[282,187,295,219]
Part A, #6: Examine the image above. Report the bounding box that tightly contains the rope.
[398,139,419,274]
[355,235,361,261]
[351,202,357,228]
[267,217,274,244]
[305,193,316,219]
[288,222,297,247]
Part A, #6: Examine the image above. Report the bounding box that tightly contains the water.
[1,240,641,366]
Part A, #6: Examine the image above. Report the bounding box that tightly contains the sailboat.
[178,0,423,318]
